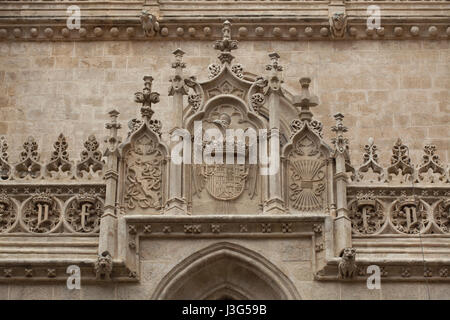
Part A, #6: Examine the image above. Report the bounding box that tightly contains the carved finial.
[387,138,414,179]
[77,135,104,178]
[331,113,349,156]
[46,133,72,175]
[222,20,231,41]
[417,144,446,183]
[15,136,41,179]
[364,137,377,163]
[265,52,284,95]
[171,48,186,70]
[20,136,39,162]
[106,110,121,132]
[266,52,283,72]
[104,110,122,156]
[332,113,348,134]
[356,137,384,181]
[169,49,189,96]
[50,134,69,162]
[293,78,319,122]
[134,76,160,121]
[214,20,238,64]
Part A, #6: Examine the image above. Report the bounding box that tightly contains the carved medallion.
[349,192,385,234]
[391,197,428,234]
[434,199,449,233]
[0,193,17,233]
[65,193,103,233]
[22,193,61,233]
[124,134,163,211]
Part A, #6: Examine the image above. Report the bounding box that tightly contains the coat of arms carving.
[288,136,327,212]
[124,134,163,211]
[202,164,248,201]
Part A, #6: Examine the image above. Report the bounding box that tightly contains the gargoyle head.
[340,247,356,261]
[332,13,346,30]
[97,251,112,269]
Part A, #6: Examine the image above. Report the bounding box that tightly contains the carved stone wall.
[0,4,448,300]
[0,40,448,166]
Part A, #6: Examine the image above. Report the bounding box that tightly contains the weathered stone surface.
[0,11,448,300]
[0,40,447,164]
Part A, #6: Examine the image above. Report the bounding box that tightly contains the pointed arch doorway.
[152,242,300,300]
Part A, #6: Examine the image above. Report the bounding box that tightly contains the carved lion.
[338,247,357,279]
[330,13,347,39]
[94,251,113,280]
[140,10,160,37]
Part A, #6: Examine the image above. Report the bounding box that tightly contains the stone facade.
[0,1,449,300]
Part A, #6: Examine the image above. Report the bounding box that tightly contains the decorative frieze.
[0,186,105,234]
[347,188,450,235]
[351,140,449,185]
[317,260,450,282]
[2,4,448,43]
[124,217,327,237]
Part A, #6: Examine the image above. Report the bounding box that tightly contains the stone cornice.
[316,258,450,282]
[0,1,449,41]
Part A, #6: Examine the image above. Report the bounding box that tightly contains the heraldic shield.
[202,164,249,201]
